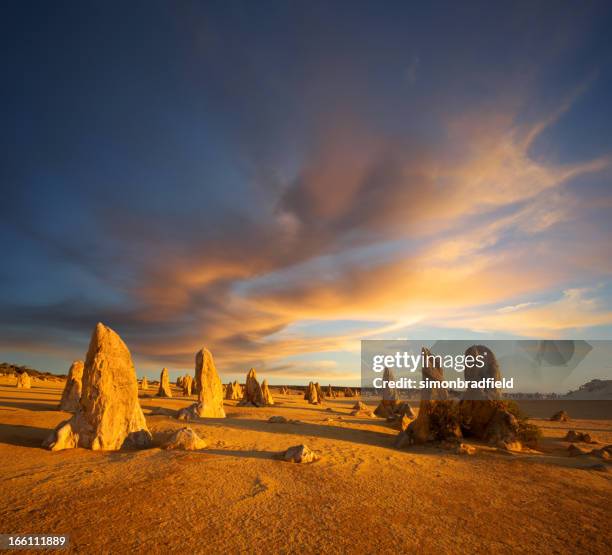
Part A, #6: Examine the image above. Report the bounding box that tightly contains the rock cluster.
[16,372,31,389]
[43,323,151,451]
[177,348,226,419]
[350,401,374,417]
[225,380,243,400]
[565,430,595,443]
[326,384,336,398]
[396,345,536,452]
[59,360,84,412]
[304,381,322,404]
[344,388,355,397]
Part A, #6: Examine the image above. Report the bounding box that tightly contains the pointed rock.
[305,381,321,405]
[177,348,226,419]
[157,368,173,398]
[43,323,151,451]
[239,368,265,406]
[182,374,193,396]
[261,379,275,406]
[59,360,84,411]
[141,376,148,390]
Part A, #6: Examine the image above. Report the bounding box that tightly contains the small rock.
[565,430,593,443]
[282,444,319,463]
[162,427,206,450]
[550,410,569,422]
[268,416,287,424]
[456,443,476,455]
[498,440,522,452]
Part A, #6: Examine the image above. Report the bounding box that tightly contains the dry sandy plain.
[0,376,611,554]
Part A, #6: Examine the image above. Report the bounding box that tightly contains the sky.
[1,1,612,385]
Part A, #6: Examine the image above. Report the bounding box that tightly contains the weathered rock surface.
[326,384,336,398]
[397,348,461,447]
[177,348,226,419]
[16,372,31,389]
[182,375,193,396]
[157,368,173,398]
[305,381,321,405]
[162,427,207,450]
[261,379,275,405]
[141,376,148,390]
[282,444,320,463]
[59,360,84,411]
[43,323,151,451]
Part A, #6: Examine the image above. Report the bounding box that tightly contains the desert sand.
[0,375,611,553]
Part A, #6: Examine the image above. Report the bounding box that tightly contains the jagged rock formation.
[176,376,184,389]
[59,360,84,411]
[43,323,151,451]
[177,348,226,419]
[157,368,173,398]
[16,372,31,389]
[397,345,538,451]
[162,427,207,450]
[239,368,265,406]
[304,381,321,405]
[282,444,320,463]
[326,384,336,398]
[225,380,242,400]
[280,386,289,394]
[261,379,275,405]
[141,376,148,390]
[344,388,355,397]
[397,347,461,447]
[182,374,193,396]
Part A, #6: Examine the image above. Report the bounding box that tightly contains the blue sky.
[1,1,612,384]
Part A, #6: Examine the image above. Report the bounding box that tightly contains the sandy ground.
[0,376,611,554]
